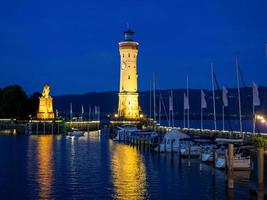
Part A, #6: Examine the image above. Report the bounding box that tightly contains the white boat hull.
[154,144,180,152]
[233,158,251,170]
[215,157,251,170]
[201,153,213,162]
[215,157,225,169]
[180,146,201,157]
[66,131,84,138]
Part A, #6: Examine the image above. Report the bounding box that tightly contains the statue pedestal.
[37,96,55,120]
[37,112,55,120]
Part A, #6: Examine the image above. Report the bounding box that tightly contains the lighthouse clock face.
[121,61,126,70]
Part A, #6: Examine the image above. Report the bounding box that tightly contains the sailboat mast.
[81,104,84,121]
[153,72,156,121]
[171,90,174,127]
[98,107,100,121]
[222,104,225,131]
[187,76,190,129]
[158,93,161,125]
[211,63,217,130]
[89,105,91,121]
[169,90,174,127]
[149,80,152,119]
[236,57,243,133]
[201,106,203,130]
[183,103,185,128]
[70,102,73,121]
[168,92,171,127]
[253,102,255,134]
[200,91,203,130]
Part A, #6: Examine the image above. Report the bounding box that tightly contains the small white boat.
[202,153,212,162]
[215,156,250,170]
[201,145,214,162]
[154,129,189,152]
[202,152,214,162]
[200,144,220,162]
[113,125,139,142]
[216,157,225,168]
[233,154,251,170]
[180,142,201,157]
[66,128,84,138]
[215,146,252,170]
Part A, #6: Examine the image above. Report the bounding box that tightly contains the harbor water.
[0,130,254,200]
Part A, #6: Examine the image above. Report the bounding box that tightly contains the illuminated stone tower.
[117,29,140,119]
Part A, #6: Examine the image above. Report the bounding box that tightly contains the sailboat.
[155,89,190,152]
[222,86,228,131]
[153,72,156,122]
[81,104,84,121]
[179,139,201,157]
[70,102,73,121]
[183,77,190,129]
[200,90,207,130]
[155,129,189,152]
[169,90,174,127]
[252,82,260,134]
[236,57,243,135]
[149,72,156,122]
[211,63,217,130]
[215,146,252,170]
[66,126,85,138]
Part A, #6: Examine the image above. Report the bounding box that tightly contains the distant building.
[117,29,140,119]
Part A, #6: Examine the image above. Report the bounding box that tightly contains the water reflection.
[111,143,147,200]
[0,132,251,200]
[36,135,53,199]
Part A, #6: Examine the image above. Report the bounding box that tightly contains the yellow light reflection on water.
[36,135,53,199]
[111,143,147,200]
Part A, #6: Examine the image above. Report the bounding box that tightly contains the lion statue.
[42,84,50,98]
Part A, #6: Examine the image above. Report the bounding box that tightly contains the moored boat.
[180,142,201,157]
[201,145,215,162]
[66,128,84,138]
[215,146,253,170]
[154,129,189,152]
[113,125,139,142]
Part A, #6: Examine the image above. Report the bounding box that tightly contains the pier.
[0,119,100,135]
[108,117,267,198]
[65,121,100,131]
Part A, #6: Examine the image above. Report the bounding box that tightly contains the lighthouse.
[117,29,140,119]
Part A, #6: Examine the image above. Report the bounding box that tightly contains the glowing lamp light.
[140,114,144,118]
[114,114,119,118]
[256,115,264,120]
[256,114,267,125]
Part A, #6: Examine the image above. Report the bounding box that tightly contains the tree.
[27,92,41,118]
[0,88,2,117]
[0,85,28,119]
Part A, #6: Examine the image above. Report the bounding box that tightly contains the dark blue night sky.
[0,0,267,95]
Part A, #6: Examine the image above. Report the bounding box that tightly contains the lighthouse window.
[123,54,124,58]
[128,53,130,57]
[128,75,130,80]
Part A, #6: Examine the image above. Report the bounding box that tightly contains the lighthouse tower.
[117,29,140,119]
